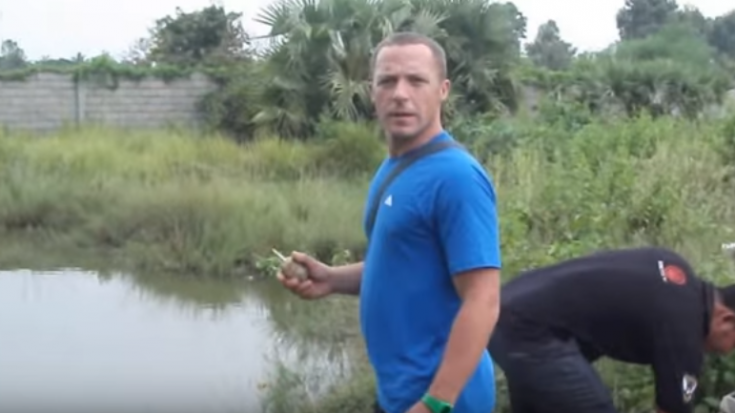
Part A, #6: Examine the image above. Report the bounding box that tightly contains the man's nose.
[391,79,410,100]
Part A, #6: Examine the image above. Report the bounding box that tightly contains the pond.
[0,268,356,412]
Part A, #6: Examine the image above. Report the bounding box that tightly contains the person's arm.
[425,164,502,404]
[651,322,703,413]
[328,262,364,296]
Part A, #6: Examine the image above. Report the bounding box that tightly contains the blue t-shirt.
[360,130,502,413]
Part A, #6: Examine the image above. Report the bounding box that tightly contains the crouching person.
[489,246,735,413]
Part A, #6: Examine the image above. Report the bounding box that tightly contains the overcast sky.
[0,0,732,61]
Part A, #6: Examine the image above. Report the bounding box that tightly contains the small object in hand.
[719,390,735,413]
[723,242,735,263]
[272,249,309,280]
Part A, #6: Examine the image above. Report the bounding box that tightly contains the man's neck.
[389,124,444,157]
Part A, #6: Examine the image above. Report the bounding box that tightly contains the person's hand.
[276,251,334,300]
[405,401,431,413]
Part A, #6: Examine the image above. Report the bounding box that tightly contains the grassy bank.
[4,113,735,412]
[0,121,385,276]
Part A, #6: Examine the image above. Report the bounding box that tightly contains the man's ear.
[440,79,451,102]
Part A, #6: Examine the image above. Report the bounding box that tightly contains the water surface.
[0,269,350,413]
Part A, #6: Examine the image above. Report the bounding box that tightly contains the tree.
[0,39,27,70]
[590,20,728,119]
[709,10,735,59]
[145,5,251,66]
[251,0,527,138]
[121,38,153,66]
[425,0,527,115]
[616,0,679,40]
[525,20,576,71]
[673,5,710,37]
[614,21,717,66]
[252,0,408,137]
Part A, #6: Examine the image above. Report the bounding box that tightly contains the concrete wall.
[1,71,731,134]
[0,72,219,133]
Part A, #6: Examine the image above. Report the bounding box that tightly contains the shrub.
[311,120,385,178]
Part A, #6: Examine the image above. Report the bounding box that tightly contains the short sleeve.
[434,162,501,276]
[652,323,704,413]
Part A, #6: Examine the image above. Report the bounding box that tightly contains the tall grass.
[4,112,735,412]
[0,124,382,276]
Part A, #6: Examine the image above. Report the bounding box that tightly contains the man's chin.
[386,128,419,142]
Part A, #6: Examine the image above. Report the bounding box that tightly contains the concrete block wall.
[0,72,219,133]
[2,72,731,134]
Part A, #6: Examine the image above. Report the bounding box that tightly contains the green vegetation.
[3,0,735,412]
[0,122,383,277]
[0,55,187,83]
[4,113,735,412]
[256,111,735,413]
[3,0,735,138]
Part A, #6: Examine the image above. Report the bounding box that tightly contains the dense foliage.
[2,0,735,139]
[2,0,735,412]
[199,0,734,140]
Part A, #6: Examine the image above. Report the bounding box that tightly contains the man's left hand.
[405,401,431,413]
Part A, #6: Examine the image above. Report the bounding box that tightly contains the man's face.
[370,43,449,145]
[707,310,735,354]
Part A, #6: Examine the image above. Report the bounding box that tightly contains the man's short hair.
[370,31,448,79]
[718,284,735,311]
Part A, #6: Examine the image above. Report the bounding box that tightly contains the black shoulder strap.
[366,140,463,237]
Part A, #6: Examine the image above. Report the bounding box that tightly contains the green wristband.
[421,393,453,413]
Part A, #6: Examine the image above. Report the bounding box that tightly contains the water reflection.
[0,269,352,412]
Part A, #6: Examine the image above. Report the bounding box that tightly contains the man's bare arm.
[427,267,500,404]
[328,262,364,295]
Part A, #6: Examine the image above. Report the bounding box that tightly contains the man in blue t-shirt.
[278,31,501,413]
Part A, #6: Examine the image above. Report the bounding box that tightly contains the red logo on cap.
[663,265,686,285]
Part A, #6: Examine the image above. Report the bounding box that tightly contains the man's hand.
[277,251,335,300]
[405,400,431,413]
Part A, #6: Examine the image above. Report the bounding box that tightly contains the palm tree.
[251,0,527,138]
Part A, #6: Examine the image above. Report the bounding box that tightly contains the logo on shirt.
[384,195,392,207]
[657,260,686,285]
[682,374,697,402]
